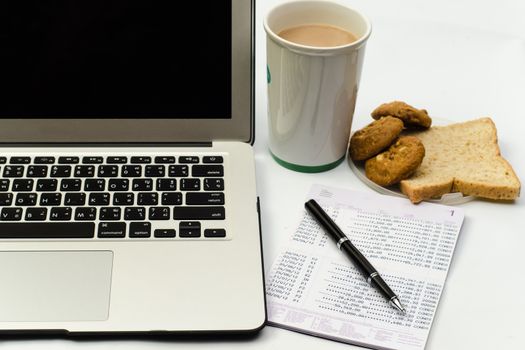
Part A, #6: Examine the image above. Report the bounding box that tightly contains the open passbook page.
[266,184,465,350]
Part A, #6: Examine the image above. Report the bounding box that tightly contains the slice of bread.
[400,118,521,203]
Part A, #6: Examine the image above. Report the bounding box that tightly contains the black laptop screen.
[0,1,232,118]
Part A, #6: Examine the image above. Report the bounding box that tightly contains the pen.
[305,199,406,314]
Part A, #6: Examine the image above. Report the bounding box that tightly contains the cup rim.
[263,0,372,54]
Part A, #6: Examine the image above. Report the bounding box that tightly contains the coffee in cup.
[278,24,357,47]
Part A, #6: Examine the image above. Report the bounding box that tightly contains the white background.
[4,0,525,349]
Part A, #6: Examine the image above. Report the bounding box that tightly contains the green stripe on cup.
[270,151,345,173]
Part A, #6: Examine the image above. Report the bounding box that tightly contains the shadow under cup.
[264,1,371,173]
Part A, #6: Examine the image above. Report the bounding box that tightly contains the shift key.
[173,206,225,220]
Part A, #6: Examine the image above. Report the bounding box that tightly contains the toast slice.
[400,118,521,203]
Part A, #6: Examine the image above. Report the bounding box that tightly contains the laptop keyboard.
[0,154,228,240]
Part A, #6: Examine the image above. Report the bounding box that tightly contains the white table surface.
[4,0,525,349]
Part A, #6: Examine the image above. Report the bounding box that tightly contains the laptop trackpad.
[0,251,113,322]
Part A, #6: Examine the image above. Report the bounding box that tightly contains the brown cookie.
[371,101,432,128]
[365,136,425,187]
[349,116,404,161]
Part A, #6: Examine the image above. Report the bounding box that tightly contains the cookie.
[349,116,404,161]
[371,101,432,128]
[365,136,425,187]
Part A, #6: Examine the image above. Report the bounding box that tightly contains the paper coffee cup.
[264,1,371,172]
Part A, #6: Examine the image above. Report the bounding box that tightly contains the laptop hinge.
[0,142,213,148]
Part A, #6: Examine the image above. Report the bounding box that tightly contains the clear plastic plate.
[348,118,475,205]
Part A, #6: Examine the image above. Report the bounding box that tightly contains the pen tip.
[390,297,406,315]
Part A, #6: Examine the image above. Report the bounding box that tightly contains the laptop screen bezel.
[0,0,253,144]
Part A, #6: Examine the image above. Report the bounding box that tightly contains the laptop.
[0,0,266,334]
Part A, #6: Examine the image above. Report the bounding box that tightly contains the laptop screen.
[0,1,231,119]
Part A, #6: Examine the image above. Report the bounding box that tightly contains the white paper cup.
[264,1,371,172]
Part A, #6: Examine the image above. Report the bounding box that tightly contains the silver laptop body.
[0,0,266,334]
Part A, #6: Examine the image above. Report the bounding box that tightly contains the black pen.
[305,199,406,314]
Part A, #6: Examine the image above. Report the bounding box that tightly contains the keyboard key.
[3,165,24,177]
[1,207,23,221]
[58,156,79,164]
[98,165,119,177]
[203,156,223,164]
[50,165,72,177]
[130,156,151,164]
[0,157,6,164]
[204,228,226,238]
[161,192,182,205]
[113,192,134,205]
[0,222,94,238]
[10,157,31,164]
[15,193,37,206]
[149,206,170,220]
[157,178,177,191]
[107,156,128,164]
[36,179,58,191]
[179,221,201,238]
[154,156,175,164]
[186,192,224,205]
[34,156,55,164]
[82,156,103,164]
[49,207,72,221]
[12,179,34,192]
[85,179,105,191]
[27,165,48,177]
[60,179,82,191]
[122,165,142,177]
[25,207,48,221]
[100,207,121,221]
[108,179,129,191]
[98,222,126,238]
[168,165,188,177]
[124,207,146,220]
[192,165,224,177]
[0,193,13,206]
[180,178,200,191]
[0,179,9,191]
[173,206,225,220]
[132,179,153,191]
[138,192,158,205]
[75,165,95,177]
[75,207,97,221]
[145,165,165,177]
[154,229,176,238]
[64,193,86,206]
[89,193,110,206]
[40,193,62,206]
[130,222,151,238]
[179,156,199,164]
[204,178,224,191]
